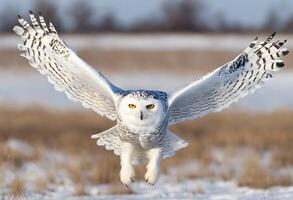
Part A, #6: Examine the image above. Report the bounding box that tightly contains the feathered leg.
[120,142,135,186]
[145,148,161,185]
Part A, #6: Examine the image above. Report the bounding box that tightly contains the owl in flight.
[14,11,289,186]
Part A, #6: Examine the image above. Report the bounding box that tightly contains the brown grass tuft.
[10,177,25,197]
[74,183,87,196]
[90,156,120,184]
[238,155,292,188]
[35,178,48,194]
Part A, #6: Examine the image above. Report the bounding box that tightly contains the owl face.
[117,91,167,133]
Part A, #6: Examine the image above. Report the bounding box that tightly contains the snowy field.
[1,34,293,51]
[0,34,292,199]
[1,138,293,199]
[8,180,293,200]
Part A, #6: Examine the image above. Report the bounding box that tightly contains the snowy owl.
[14,12,289,185]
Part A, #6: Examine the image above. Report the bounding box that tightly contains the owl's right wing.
[168,33,289,125]
[13,11,122,121]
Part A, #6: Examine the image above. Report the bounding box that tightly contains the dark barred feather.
[168,33,289,125]
[14,11,121,121]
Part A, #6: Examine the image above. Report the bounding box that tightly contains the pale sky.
[2,0,293,28]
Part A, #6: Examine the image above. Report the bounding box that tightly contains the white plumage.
[14,11,289,186]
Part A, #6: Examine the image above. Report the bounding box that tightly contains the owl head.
[117,90,168,133]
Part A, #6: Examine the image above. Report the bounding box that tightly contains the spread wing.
[168,33,289,125]
[13,11,122,121]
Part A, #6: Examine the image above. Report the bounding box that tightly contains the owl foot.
[144,167,158,185]
[145,178,155,186]
[120,164,135,185]
[120,142,135,185]
[145,148,160,185]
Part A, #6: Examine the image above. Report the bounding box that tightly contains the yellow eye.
[128,104,136,109]
[146,104,155,109]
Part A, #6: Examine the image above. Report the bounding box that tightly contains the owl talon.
[145,178,155,186]
[130,177,134,183]
[120,181,128,188]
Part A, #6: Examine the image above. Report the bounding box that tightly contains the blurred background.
[0,0,292,198]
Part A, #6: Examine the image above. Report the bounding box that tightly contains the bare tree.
[99,13,119,32]
[32,0,63,32]
[262,9,281,33]
[130,19,162,32]
[68,0,96,32]
[161,0,204,32]
[100,13,121,32]
[283,15,293,32]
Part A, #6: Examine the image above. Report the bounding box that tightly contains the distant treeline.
[1,0,293,33]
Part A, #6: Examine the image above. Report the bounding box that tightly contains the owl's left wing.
[168,33,289,125]
[13,11,122,121]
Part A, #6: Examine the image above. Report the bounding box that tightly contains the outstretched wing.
[13,11,122,120]
[168,33,289,125]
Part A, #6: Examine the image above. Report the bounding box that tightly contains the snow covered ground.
[1,71,293,199]
[16,180,293,200]
[0,70,292,111]
[93,181,293,200]
[3,34,293,51]
[1,139,293,199]
[1,34,292,199]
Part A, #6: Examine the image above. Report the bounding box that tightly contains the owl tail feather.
[161,130,188,159]
[91,125,122,156]
[91,127,188,161]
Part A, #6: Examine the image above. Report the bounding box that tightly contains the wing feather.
[14,12,122,120]
[168,33,289,125]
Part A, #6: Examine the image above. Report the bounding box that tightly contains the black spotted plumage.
[14,11,122,121]
[168,33,289,124]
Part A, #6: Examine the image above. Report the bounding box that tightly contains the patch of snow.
[167,160,200,179]
[2,34,293,51]
[5,139,34,157]
[70,180,293,200]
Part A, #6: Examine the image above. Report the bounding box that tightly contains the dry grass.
[89,156,120,185]
[0,49,238,74]
[0,143,38,168]
[169,110,293,165]
[3,48,292,74]
[238,155,292,188]
[9,177,25,197]
[74,184,87,196]
[78,49,238,74]
[0,107,293,190]
[35,178,48,194]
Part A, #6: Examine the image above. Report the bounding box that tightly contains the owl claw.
[145,178,155,186]
[130,177,135,183]
[121,181,128,188]
[120,162,135,186]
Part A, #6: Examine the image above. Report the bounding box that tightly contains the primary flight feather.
[14,11,289,186]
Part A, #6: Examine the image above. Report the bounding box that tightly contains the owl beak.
[140,111,144,120]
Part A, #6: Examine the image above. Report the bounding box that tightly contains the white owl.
[14,12,289,185]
